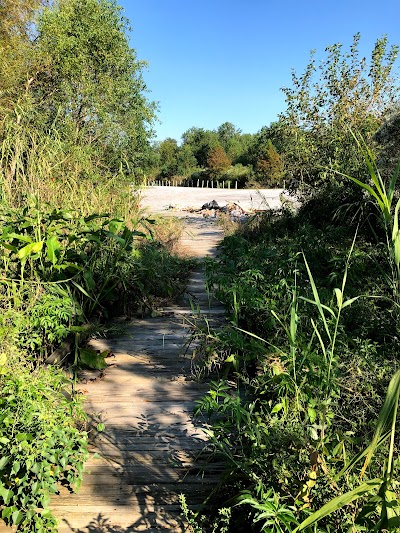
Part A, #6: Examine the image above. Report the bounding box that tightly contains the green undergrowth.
[0,199,191,531]
[188,179,400,531]
[0,353,88,532]
[0,200,190,363]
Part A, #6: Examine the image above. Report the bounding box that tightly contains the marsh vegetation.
[1,1,400,531]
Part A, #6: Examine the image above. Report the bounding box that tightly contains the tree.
[255,140,284,187]
[279,33,400,187]
[158,138,179,177]
[0,0,43,112]
[176,144,197,175]
[375,111,400,178]
[181,127,219,167]
[150,138,197,179]
[0,0,156,205]
[34,0,156,175]
[207,145,231,176]
[216,122,243,160]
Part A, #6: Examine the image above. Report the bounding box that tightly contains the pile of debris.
[199,200,246,219]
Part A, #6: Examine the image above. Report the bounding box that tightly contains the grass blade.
[360,369,400,478]
[388,158,400,204]
[293,479,381,532]
[303,254,332,342]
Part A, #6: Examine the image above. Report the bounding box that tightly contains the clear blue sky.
[119,0,399,142]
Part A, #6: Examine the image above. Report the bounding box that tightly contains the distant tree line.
[148,122,285,188]
[149,33,400,190]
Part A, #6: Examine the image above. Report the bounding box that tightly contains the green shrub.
[194,196,400,531]
[0,356,88,532]
[220,164,253,188]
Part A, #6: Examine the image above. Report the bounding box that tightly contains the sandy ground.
[138,186,284,214]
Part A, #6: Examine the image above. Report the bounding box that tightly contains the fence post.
[235,181,238,189]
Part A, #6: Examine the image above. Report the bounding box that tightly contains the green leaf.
[308,407,317,424]
[361,369,400,478]
[293,479,382,532]
[342,296,361,309]
[16,433,33,442]
[333,288,343,308]
[17,241,44,260]
[7,233,33,243]
[0,456,10,470]
[83,270,95,290]
[84,213,110,223]
[342,174,385,211]
[11,461,20,475]
[108,219,124,235]
[71,280,92,299]
[1,243,17,252]
[46,236,61,265]
[78,348,108,370]
[299,297,336,318]
[388,159,400,204]
[1,488,14,506]
[301,256,334,343]
[271,403,283,414]
[2,506,13,520]
[12,510,23,525]
[385,489,400,524]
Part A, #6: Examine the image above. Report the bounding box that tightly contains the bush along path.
[47,215,225,532]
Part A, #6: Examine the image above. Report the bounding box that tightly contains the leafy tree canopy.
[181,127,219,167]
[207,145,231,176]
[34,0,156,171]
[0,0,156,196]
[279,33,400,187]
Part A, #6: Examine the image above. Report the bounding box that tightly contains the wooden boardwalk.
[39,216,224,532]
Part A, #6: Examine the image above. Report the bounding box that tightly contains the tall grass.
[294,369,400,532]
[0,114,142,219]
[334,130,400,294]
[292,137,400,531]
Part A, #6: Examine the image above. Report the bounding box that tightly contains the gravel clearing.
[138,186,284,214]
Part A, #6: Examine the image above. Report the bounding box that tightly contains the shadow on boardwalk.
[53,317,221,532]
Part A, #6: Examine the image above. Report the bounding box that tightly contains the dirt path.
[47,217,225,532]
